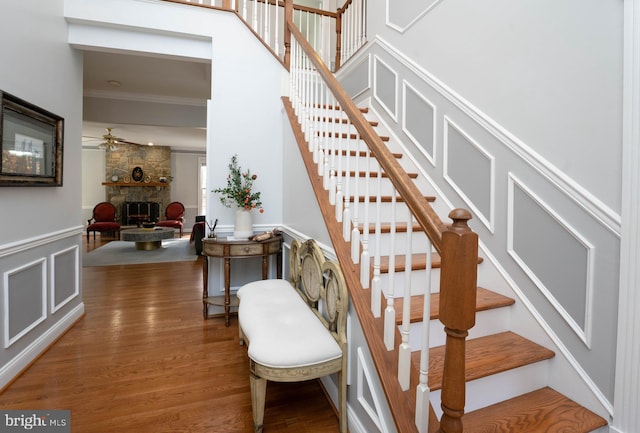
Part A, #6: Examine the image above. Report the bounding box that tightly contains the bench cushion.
[237,280,342,369]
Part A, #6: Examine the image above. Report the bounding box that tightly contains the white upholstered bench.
[237,239,348,433]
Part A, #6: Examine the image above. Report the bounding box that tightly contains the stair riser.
[429,361,550,420]
[404,307,513,349]
[364,231,432,257]
[342,201,419,225]
[321,155,387,178]
[376,268,440,297]
[336,176,399,197]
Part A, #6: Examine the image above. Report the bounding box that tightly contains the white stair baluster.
[351,130,360,263]
[335,108,343,222]
[384,191,397,351]
[342,116,351,241]
[371,162,382,317]
[360,147,371,288]
[398,208,413,391]
[415,237,432,433]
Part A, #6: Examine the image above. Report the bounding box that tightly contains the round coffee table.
[120,227,175,250]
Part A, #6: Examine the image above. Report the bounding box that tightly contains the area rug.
[83,238,198,267]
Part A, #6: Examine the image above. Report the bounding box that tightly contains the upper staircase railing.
[284,7,480,433]
[172,0,366,72]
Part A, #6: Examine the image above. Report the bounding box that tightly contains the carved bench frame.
[238,239,348,433]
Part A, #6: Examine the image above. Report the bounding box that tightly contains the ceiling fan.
[97,128,120,151]
[83,127,145,151]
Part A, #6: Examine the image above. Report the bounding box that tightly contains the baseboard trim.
[0,303,85,391]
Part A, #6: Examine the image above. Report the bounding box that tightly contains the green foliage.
[213,154,263,211]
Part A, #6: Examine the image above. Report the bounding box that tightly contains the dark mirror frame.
[0,90,64,186]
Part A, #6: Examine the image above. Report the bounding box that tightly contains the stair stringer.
[357,101,613,422]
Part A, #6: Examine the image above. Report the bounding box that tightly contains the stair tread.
[419,331,555,391]
[340,170,419,179]
[393,287,515,324]
[314,115,378,126]
[359,222,425,233]
[347,195,436,203]
[462,387,607,433]
[318,131,390,141]
[327,149,403,158]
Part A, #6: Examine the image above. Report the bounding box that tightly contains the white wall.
[81,148,106,225]
[206,14,287,232]
[0,0,85,388]
[1,2,84,239]
[171,151,205,227]
[369,0,623,219]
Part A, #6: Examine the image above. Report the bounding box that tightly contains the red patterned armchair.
[156,201,185,237]
[86,202,120,241]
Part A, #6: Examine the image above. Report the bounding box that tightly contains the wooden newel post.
[283,0,293,70]
[334,7,343,71]
[437,208,478,433]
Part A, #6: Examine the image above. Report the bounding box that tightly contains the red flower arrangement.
[213,154,263,212]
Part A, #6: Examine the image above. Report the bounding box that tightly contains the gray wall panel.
[445,121,493,226]
[404,83,435,163]
[512,184,589,330]
[6,261,45,344]
[373,57,397,118]
[340,56,370,99]
[52,248,78,311]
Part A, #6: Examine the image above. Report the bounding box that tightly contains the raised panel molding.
[337,54,371,100]
[507,174,595,348]
[368,36,621,235]
[373,55,398,121]
[3,259,47,349]
[402,80,436,167]
[356,347,390,433]
[51,246,80,314]
[443,117,495,232]
[386,0,445,33]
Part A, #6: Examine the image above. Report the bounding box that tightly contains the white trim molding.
[613,1,640,432]
[50,246,81,314]
[3,258,48,349]
[402,80,437,167]
[385,0,445,34]
[371,35,621,236]
[507,174,595,348]
[0,304,84,391]
[443,116,495,233]
[372,55,398,122]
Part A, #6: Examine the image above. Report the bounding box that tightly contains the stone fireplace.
[102,143,172,221]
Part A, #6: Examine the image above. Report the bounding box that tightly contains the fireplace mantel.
[102,182,169,187]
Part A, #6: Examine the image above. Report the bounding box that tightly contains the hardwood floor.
[0,235,340,433]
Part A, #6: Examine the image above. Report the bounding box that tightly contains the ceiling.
[82,51,211,152]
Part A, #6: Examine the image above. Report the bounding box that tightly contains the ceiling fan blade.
[117,139,147,146]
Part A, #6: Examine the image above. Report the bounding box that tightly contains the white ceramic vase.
[233,208,253,238]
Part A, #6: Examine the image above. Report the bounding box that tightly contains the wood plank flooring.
[0,236,340,433]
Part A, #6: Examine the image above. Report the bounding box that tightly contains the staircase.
[283,96,608,433]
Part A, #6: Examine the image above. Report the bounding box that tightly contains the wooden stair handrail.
[285,5,480,432]
[286,19,447,253]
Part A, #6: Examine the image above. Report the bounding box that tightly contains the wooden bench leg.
[338,370,347,433]
[250,371,267,433]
